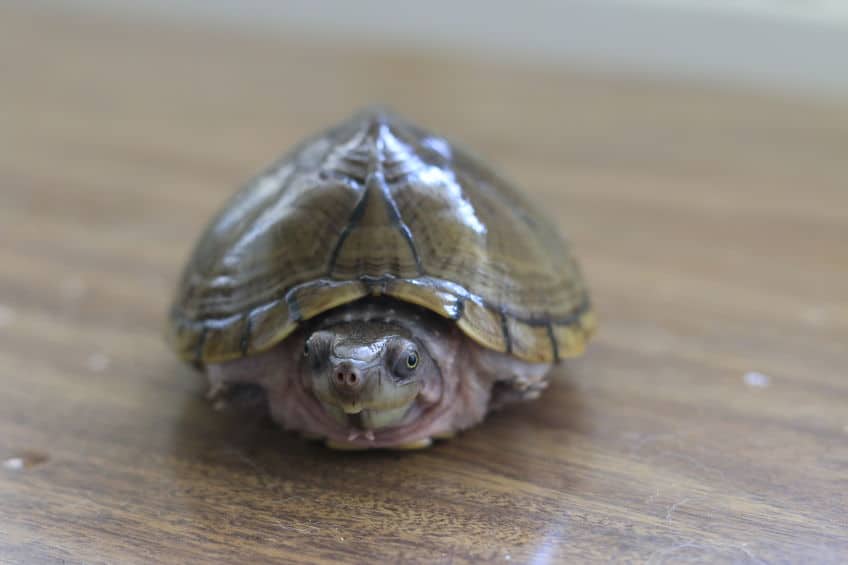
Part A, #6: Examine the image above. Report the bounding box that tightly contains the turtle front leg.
[468,345,553,411]
[205,345,290,411]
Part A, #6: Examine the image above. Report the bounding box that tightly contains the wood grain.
[1,4,847,563]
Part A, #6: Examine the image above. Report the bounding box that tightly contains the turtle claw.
[206,383,230,410]
[206,382,227,400]
[345,429,376,442]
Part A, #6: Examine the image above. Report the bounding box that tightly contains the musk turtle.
[167,109,595,449]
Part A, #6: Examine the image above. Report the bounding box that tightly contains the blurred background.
[3,1,847,563]
[39,0,848,96]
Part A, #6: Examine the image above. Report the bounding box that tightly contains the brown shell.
[167,109,595,364]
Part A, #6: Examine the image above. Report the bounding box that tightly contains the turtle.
[166,108,596,449]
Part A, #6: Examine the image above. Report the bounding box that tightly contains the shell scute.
[167,109,594,363]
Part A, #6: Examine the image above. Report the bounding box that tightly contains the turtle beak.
[325,360,377,414]
[314,360,421,429]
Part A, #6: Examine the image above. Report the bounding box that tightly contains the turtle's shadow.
[446,366,590,483]
[166,365,408,480]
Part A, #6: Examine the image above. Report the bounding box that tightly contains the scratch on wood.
[665,498,690,522]
[274,518,321,535]
[645,487,661,505]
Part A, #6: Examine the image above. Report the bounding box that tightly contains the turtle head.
[302,321,441,430]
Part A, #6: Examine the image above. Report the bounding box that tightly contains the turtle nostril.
[333,364,362,389]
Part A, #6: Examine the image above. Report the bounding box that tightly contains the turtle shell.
[167,109,595,365]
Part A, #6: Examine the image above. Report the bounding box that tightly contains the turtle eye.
[406,351,419,369]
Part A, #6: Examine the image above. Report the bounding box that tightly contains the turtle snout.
[331,362,365,394]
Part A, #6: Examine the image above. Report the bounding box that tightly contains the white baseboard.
[39,0,848,97]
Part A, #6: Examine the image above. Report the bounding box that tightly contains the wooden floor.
[2,4,847,563]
